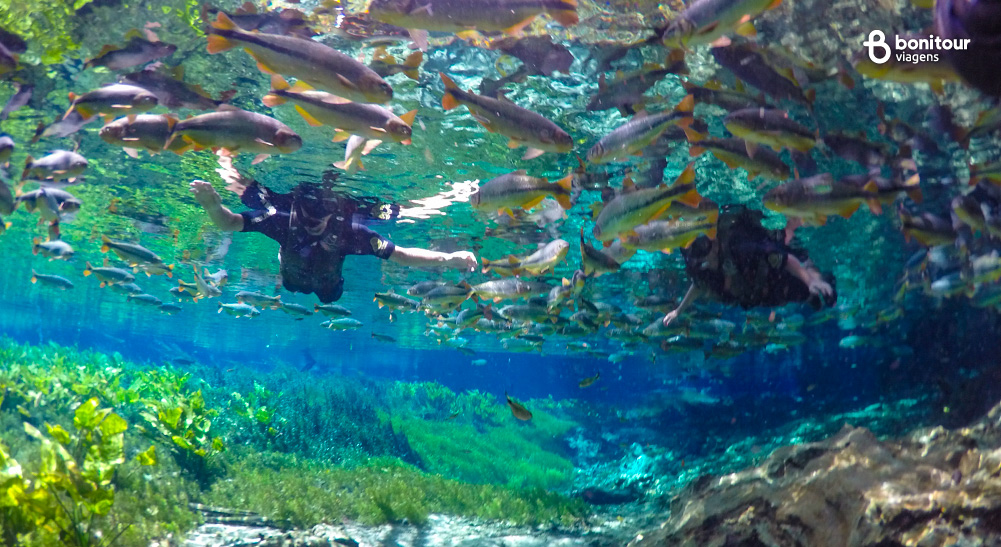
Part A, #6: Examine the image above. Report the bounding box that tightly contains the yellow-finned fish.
[580,228,621,277]
[622,219,717,253]
[505,392,533,420]
[685,127,790,181]
[207,12,393,104]
[440,72,572,160]
[263,75,415,145]
[369,47,423,81]
[723,108,818,155]
[659,0,782,48]
[482,239,569,276]
[472,170,574,216]
[99,114,181,158]
[64,84,159,123]
[578,372,600,388]
[851,34,961,94]
[167,106,302,161]
[592,163,702,243]
[586,95,694,164]
[763,173,881,226]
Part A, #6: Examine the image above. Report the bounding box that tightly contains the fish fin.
[252,154,269,165]
[735,21,757,37]
[706,226,717,239]
[409,29,429,52]
[294,105,324,127]
[123,147,140,159]
[212,11,240,31]
[839,202,860,219]
[270,74,290,91]
[867,200,883,216]
[399,109,418,126]
[403,50,423,69]
[507,138,520,149]
[206,34,235,54]
[745,141,758,159]
[336,74,359,91]
[332,131,350,142]
[262,94,285,107]
[673,162,696,186]
[684,126,705,142]
[767,0,782,7]
[556,174,573,192]
[503,16,537,35]
[549,1,579,26]
[442,92,459,111]
[522,148,545,160]
[521,195,546,210]
[676,188,702,208]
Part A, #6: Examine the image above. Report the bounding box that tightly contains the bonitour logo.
[863,30,970,64]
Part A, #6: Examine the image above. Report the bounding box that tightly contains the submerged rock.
[629,400,1001,546]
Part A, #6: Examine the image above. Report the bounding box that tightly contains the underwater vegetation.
[0,338,589,546]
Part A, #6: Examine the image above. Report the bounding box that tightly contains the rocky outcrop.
[628,401,1001,546]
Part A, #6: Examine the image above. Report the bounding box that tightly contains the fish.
[321,317,364,330]
[84,33,177,71]
[17,188,82,225]
[204,269,229,287]
[167,106,302,161]
[109,282,144,296]
[472,278,552,302]
[374,291,421,313]
[334,135,382,173]
[471,359,488,366]
[100,235,173,276]
[586,59,687,116]
[952,195,987,233]
[99,114,181,158]
[330,13,411,45]
[369,0,578,50]
[578,372,600,388]
[314,303,353,317]
[0,26,26,54]
[83,262,135,287]
[658,0,782,47]
[682,80,772,111]
[207,12,393,104]
[498,302,551,323]
[203,3,316,38]
[763,174,882,225]
[592,164,702,243]
[546,272,585,311]
[129,294,164,307]
[123,63,235,110]
[723,108,818,155]
[472,170,574,216]
[711,43,815,106]
[0,82,32,121]
[957,107,1001,148]
[505,392,534,420]
[371,332,397,343]
[407,280,447,297]
[218,302,261,317]
[823,132,894,169]
[622,218,718,253]
[36,111,98,141]
[263,75,416,145]
[21,151,89,183]
[368,47,422,81]
[236,291,282,309]
[169,286,198,301]
[685,129,790,181]
[0,41,18,75]
[159,303,183,314]
[852,33,962,94]
[580,229,621,277]
[899,210,958,247]
[488,36,574,77]
[0,134,13,168]
[482,239,569,276]
[440,72,572,159]
[64,84,159,122]
[279,302,313,317]
[422,284,471,312]
[586,96,695,164]
[31,271,74,290]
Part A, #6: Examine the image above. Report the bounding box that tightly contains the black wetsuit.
[682,205,834,309]
[239,182,396,303]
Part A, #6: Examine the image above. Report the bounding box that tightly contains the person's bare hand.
[807,278,833,298]
[190,180,221,210]
[448,251,477,272]
[662,309,679,327]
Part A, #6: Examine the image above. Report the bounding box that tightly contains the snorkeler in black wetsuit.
[189,174,477,303]
[662,205,837,326]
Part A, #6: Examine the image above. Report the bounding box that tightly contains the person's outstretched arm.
[389,246,477,272]
[190,180,244,232]
[662,283,702,326]
[785,255,833,297]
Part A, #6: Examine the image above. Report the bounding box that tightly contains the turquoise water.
[1,0,1000,544]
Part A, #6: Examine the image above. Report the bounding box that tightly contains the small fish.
[314,303,353,317]
[85,33,177,71]
[159,303,183,314]
[100,235,173,276]
[0,134,13,168]
[482,239,569,276]
[498,302,551,323]
[167,106,302,162]
[321,317,364,330]
[32,238,75,260]
[505,392,534,420]
[207,12,392,104]
[100,114,181,158]
[279,302,313,317]
[203,3,316,38]
[899,210,958,247]
[587,96,695,164]
[587,57,686,115]
[422,284,471,313]
[0,82,32,121]
[218,302,261,317]
[472,170,574,216]
[440,72,572,160]
[64,83,159,122]
[580,229,621,277]
[712,43,815,106]
[578,372,600,388]
[204,269,229,287]
[723,108,818,156]
[763,174,881,225]
[83,261,135,287]
[407,280,447,297]
[128,293,163,306]
[169,286,198,301]
[236,290,282,309]
[680,80,772,111]
[658,0,782,47]
[36,111,98,141]
[369,47,422,80]
[123,63,235,110]
[622,218,717,253]
[472,278,552,302]
[21,151,89,183]
[593,164,701,243]
[374,290,421,312]
[31,271,74,289]
[685,129,790,181]
[371,332,396,342]
[263,75,415,145]
[109,282,144,296]
[334,134,383,173]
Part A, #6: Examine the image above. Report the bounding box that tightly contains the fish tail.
[270,74,290,91]
[262,94,285,107]
[206,34,236,54]
[211,11,240,31]
[403,51,423,80]
[547,0,579,26]
[676,188,702,208]
[439,73,460,110]
[20,155,32,180]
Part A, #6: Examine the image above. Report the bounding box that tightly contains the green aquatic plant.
[205,451,589,528]
[229,381,280,446]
